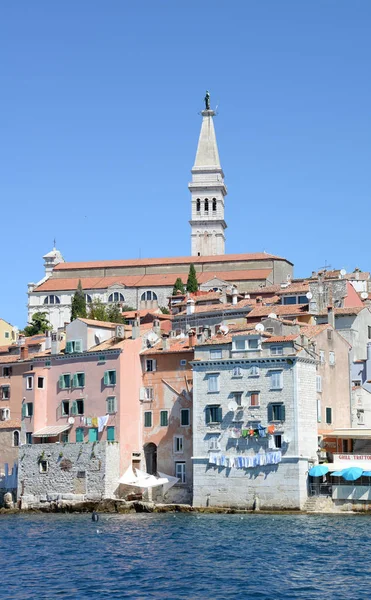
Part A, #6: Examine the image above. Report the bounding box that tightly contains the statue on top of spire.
[204,90,210,110]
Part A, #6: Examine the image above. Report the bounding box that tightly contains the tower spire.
[189,92,227,257]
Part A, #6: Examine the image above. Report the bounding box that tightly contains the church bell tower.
[189,91,227,256]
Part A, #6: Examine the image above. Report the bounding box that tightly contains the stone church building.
[27,97,293,330]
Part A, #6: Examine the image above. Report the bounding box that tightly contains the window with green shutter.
[180,409,190,426]
[21,404,26,418]
[70,401,78,416]
[268,403,285,422]
[104,370,116,386]
[76,427,84,443]
[107,426,115,441]
[106,397,116,414]
[65,341,73,354]
[205,405,222,424]
[160,410,168,427]
[59,374,71,389]
[144,411,152,427]
[88,428,98,442]
[66,340,82,354]
[73,372,85,388]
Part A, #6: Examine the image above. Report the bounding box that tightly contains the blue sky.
[1,1,371,327]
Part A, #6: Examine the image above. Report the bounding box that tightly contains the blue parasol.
[309,465,329,477]
[340,467,363,481]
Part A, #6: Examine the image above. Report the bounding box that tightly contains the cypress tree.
[172,277,185,295]
[70,280,87,321]
[186,264,198,293]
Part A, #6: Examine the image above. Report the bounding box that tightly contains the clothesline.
[79,415,110,432]
[208,451,282,469]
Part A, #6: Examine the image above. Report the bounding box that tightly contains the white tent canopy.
[119,466,177,489]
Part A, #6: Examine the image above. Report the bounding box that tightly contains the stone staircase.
[303,495,335,513]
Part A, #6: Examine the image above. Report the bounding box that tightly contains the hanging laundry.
[98,415,109,433]
[267,425,275,435]
[92,417,98,428]
[241,429,249,438]
[86,417,92,427]
[257,424,266,438]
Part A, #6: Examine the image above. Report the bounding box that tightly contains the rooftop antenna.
[53,237,56,249]
[318,260,332,272]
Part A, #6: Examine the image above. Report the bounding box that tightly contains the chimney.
[256,296,262,304]
[202,326,211,342]
[300,334,308,348]
[132,313,140,340]
[244,293,250,299]
[20,345,29,361]
[17,334,25,347]
[188,329,196,347]
[186,298,195,315]
[232,288,238,306]
[153,318,161,337]
[45,330,51,351]
[51,332,61,355]
[162,333,170,352]
[327,305,335,329]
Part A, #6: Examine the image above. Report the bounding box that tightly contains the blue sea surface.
[0,512,370,599]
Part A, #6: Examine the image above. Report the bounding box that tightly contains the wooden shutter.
[111,370,116,385]
[29,403,33,417]
[217,406,223,423]
[267,404,273,422]
[104,371,109,385]
[205,407,211,424]
[72,374,78,388]
[71,401,78,416]
[66,341,73,354]
[59,375,65,390]
[75,340,82,352]
[76,428,84,443]
[21,404,26,418]
[107,426,115,441]
[80,373,85,387]
[152,360,156,372]
[280,404,286,422]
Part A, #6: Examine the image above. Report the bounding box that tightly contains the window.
[108,292,125,303]
[232,392,243,406]
[76,428,84,443]
[270,370,283,390]
[369,326,371,340]
[141,387,154,401]
[13,431,20,447]
[65,340,82,354]
[248,338,259,350]
[89,428,98,442]
[160,410,169,427]
[175,462,186,484]
[144,411,152,427]
[4,331,9,339]
[353,380,361,388]
[26,432,32,444]
[208,435,220,451]
[61,431,69,443]
[250,365,260,377]
[210,349,222,360]
[283,296,296,305]
[180,359,187,367]
[45,360,51,368]
[357,410,365,425]
[26,376,33,390]
[204,198,209,213]
[271,346,283,356]
[107,426,115,441]
[274,434,282,449]
[207,374,219,393]
[268,403,285,422]
[232,366,242,377]
[73,372,85,388]
[327,329,332,341]
[212,198,217,212]
[298,295,308,304]
[141,291,158,302]
[317,398,321,423]
[61,400,70,416]
[326,407,332,425]
[196,198,201,213]
[316,375,322,393]
[39,460,48,473]
[146,359,156,372]
[1,408,10,420]
[249,392,260,407]
[59,374,71,389]
[72,400,84,416]
[329,351,335,366]
[37,377,44,389]
[85,294,92,303]
[22,403,33,418]
[104,370,116,385]
[1,386,10,400]
[2,367,12,377]
[205,405,222,424]
[106,396,117,414]
[234,339,246,351]
[44,295,60,305]
[181,408,190,426]
[319,350,325,365]
[174,435,184,453]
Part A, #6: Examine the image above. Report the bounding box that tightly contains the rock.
[3,492,14,509]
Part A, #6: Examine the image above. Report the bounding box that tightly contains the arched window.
[108,292,125,303]
[196,199,201,213]
[204,198,209,213]
[212,198,217,212]
[44,295,60,305]
[85,294,92,303]
[141,291,158,302]
[13,431,20,447]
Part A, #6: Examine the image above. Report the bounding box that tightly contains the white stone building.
[192,327,319,510]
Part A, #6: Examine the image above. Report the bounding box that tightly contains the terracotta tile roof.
[334,306,366,316]
[299,324,331,337]
[262,335,298,343]
[175,299,255,317]
[53,252,290,271]
[142,338,193,355]
[248,280,308,296]
[78,318,119,329]
[247,304,309,318]
[33,269,273,293]
[0,355,22,364]
[0,345,10,353]
[345,272,370,281]
[0,419,21,429]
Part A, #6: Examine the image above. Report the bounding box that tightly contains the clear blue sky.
[1,1,370,327]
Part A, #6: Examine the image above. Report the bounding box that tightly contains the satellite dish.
[228,399,238,412]
[219,324,229,335]
[255,323,265,332]
[361,292,368,299]
[340,269,347,277]
[306,292,313,300]
[147,332,158,345]
[68,417,75,425]
[95,332,103,344]
[267,313,277,320]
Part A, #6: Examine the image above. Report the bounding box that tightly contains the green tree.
[70,280,87,321]
[23,312,52,336]
[88,299,107,322]
[160,306,170,314]
[172,277,185,296]
[121,304,136,312]
[106,303,125,324]
[186,264,198,293]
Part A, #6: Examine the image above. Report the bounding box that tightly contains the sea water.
[0,512,369,599]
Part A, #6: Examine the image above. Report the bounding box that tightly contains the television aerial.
[255,323,265,332]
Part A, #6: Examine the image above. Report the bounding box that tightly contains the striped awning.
[32,425,71,438]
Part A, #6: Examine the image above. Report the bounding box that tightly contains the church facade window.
[108,292,125,303]
[204,198,209,213]
[196,199,201,213]
[141,291,158,302]
[212,198,217,212]
[44,295,60,305]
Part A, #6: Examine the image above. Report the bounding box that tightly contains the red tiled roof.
[262,335,298,343]
[142,338,193,355]
[0,419,21,429]
[0,355,22,364]
[247,304,309,318]
[334,307,366,316]
[175,298,255,316]
[299,324,331,337]
[78,318,119,329]
[54,252,290,271]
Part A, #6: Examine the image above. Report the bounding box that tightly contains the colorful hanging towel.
[86,417,92,427]
[98,415,109,433]
[257,424,266,438]
[92,417,98,428]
